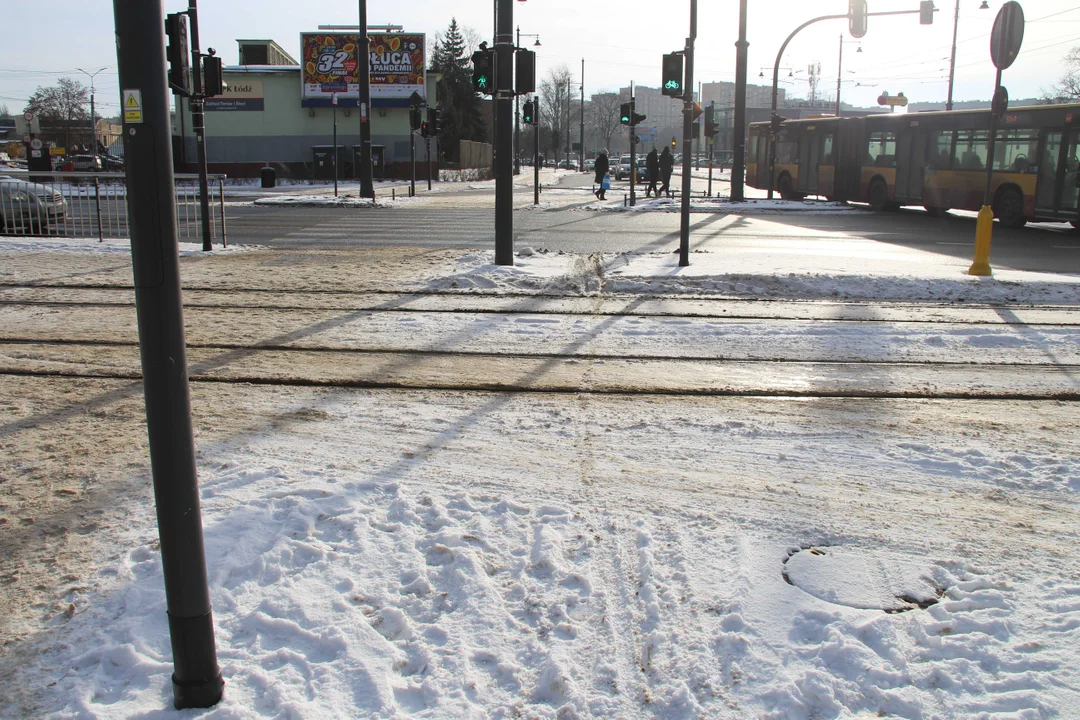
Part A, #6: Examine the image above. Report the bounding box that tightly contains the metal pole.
[333,97,338,197]
[515,26,521,176]
[731,0,748,201]
[410,126,415,197]
[629,87,636,207]
[679,0,697,267]
[187,0,212,251]
[947,0,960,111]
[836,35,843,117]
[90,88,96,151]
[218,176,227,247]
[579,58,585,172]
[358,1,375,198]
[426,135,432,191]
[534,98,540,205]
[494,0,514,265]
[113,0,222,708]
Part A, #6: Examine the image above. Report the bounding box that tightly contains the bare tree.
[1043,47,1080,103]
[589,92,621,154]
[539,65,572,163]
[24,78,90,150]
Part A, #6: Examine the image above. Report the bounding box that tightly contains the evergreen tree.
[430,18,486,164]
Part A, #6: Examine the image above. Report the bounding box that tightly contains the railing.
[0,170,228,244]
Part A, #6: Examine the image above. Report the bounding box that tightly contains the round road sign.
[23,111,34,122]
[990,1,1024,71]
[30,138,43,151]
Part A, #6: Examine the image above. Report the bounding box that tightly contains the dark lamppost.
[947,0,992,110]
[75,66,108,151]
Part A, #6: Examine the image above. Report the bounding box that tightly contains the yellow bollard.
[968,205,994,276]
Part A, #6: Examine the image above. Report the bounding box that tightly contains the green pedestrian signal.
[472,45,493,95]
[523,99,535,124]
[620,102,632,125]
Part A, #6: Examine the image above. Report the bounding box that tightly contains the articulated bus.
[747,103,1080,228]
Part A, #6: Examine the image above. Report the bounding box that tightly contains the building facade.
[172,37,440,179]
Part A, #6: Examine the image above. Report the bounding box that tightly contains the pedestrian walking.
[645,148,660,198]
[659,147,674,198]
[594,150,610,200]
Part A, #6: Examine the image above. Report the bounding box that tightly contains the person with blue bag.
[594,150,610,200]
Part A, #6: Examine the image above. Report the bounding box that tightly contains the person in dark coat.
[659,147,674,198]
[645,148,660,197]
[593,151,610,200]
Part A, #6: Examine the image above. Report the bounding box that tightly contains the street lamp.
[514,27,541,174]
[947,0,991,110]
[76,66,108,153]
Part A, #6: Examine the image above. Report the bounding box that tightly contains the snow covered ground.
[0,240,1078,719]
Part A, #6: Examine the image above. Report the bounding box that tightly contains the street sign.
[50,147,65,156]
[990,1,1024,71]
[123,89,143,123]
[877,91,908,107]
[23,111,34,122]
[409,91,423,107]
[30,138,42,150]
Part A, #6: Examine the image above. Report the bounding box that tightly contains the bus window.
[749,134,759,158]
[954,130,989,170]
[776,136,797,164]
[993,129,1038,173]
[866,132,896,167]
[1036,131,1062,210]
[822,134,834,165]
[929,130,953,170]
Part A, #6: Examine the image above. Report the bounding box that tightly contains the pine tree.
[430,18,486,164]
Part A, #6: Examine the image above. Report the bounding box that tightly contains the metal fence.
[0,171,228,244]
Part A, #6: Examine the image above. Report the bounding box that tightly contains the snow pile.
[0,236,251,255]
[583,197,862,214]
[419,249,1080,304]
[253,195,387,208]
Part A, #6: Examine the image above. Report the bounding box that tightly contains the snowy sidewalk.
[0,240,1078,719]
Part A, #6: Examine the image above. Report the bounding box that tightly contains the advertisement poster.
[301,33,360,99]
[368,33,425,99]
[301,32,425,100]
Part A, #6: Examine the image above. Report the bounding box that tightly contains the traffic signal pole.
[678,0,697,267]
[731,0,749,201]
[534,97,540,206]
[113,0,223,708]
[357,1,375,199]
[494,0,514,265]
[187,0,212,251]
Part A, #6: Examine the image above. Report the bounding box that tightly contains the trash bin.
[260,166,276,188]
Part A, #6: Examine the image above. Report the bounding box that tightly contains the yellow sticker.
[123,89,143,123]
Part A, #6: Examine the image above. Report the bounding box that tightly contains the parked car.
[0,175,67,232]
[71,155,102,171]
[585,159,595,172]
[615,155,632,181]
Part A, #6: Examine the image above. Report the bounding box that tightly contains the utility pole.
[947,0,960,111]
[515,26,521,175]
[187,0,212,251]
[494,0,514,265]
[534,97,540,205]
[731,0,748,201]
[357,1,375,198]
[332,93,339,197]
[113,0,222,708]
[678,0,697,267]
[579,58,585,171]
[836,35,844,117]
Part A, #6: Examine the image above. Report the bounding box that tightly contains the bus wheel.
[868,179,889,211]
[993,187,1027,229]
[925,206,951,217]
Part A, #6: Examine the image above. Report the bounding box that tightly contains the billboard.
[301,32,425,101]
[205,79,264,111]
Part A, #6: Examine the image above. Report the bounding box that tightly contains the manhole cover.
[783,546,942,613]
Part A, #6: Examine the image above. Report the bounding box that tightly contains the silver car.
[0,176,68,232]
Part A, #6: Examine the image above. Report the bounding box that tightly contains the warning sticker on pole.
[123,90,143,123]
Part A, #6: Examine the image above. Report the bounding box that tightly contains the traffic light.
[203,53,224,98]
[671,136,677,149]
[770,114,787,134]
[522,99,534,124]
[920,0,935,24]
[620,102,632,125]
[472,45,493,95]
[165,12,192,96]
[427,107,439,135]
[515,49,536,94]
[420,119,431,138]
[704,104,716,137]
[410,105,422,131]
[632,110,646,125]
[849,0,868,38]
[662,53,684,98]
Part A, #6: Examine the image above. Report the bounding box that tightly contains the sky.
[1,0,1077,119]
